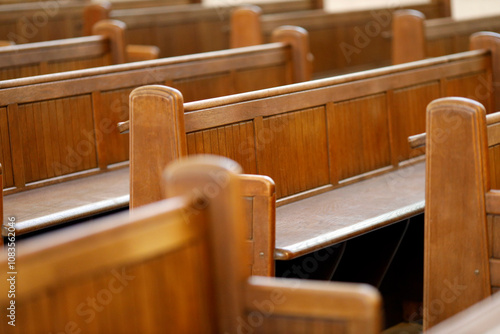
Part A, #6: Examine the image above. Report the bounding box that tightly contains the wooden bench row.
[392,9,500,64]
[0,19,159,80]
[0,0,322,44]
[87,0,450,78]
[0,155,382,333]
[0,25,312,242]
[128,32,500,276]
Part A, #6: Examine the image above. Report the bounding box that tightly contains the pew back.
[0,20,127,80]
[0,155,382,334]
[0,27,310,239]
[230,1,450,78]
[392,10,500,64]
[131,47,497,207]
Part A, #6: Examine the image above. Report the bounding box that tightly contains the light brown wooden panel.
[235,65,289,93]
[0,107,13,188]
[172,72,234,103]
[330,94,391,181]
[9,242,216,334]
[492,215,500,259]
[446,72,492,113]
[0,64,41,80]
[426,37,455,58]
[254,315,346,333]
[46,54,111,74]
[257,107,329,198]
[392,81,440,162]
[17,95,97,183]
[186,121,257,174]
[99,88,132,165]
[489,145,500,189]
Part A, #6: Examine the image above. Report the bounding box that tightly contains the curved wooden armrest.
[118,121,129,134]
[245,276,382,333]
[126,44,160,62]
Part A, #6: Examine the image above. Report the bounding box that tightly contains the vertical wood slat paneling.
[4,241,217,333]
[99,88,133,166]
[391,82,440,162]
[330,94,391,181]
[256,107,329,198]
[186,121,257,174]
[254,314,346,333]
[0,106,13,188]
[15,95,97,184]
[488,145,500,189]
[46,55,111,75]
[172,73,234,103]
[445,72,493,113]
[234,65,289,93]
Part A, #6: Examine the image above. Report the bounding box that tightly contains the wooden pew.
[0,26,311,244]
[392,9,500,64]
[0,0,315,44]
[229,1,450,78]
[426,292,500,334]
[422,97,500,329]
[128,32,500,269]
[0,19,159,80]
[89,0,446,70]
[0,155,382,333]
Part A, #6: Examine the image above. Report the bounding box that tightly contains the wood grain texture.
[392,9,426,65]
[0,155,382,333]
[424,97,491,329]
[132,49,497,260]
[426,293,500,334]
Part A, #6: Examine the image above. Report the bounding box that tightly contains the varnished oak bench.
[0,0,216,43]
[0,26,312,244]
[410,97,500,329]
[85,0,446,73]
[0,155,382,334]
[228,0,451,78]
[128,32,500,268]
[0,19,159,80]
[392,9,500,64]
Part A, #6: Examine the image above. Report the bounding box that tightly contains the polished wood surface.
[0,19,159,81]
[424,97,500,329]
[0,155,382,333]
[426,292,500,334]
[0,27,310,238]
[130,45,498,260]
[231,2,449,78]
[392,10,500,65]
[84,0,323,59]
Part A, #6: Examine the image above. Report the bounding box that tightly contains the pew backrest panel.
[131,48,496,207]
[0,19,127,80]
[0,155,382,334]
[392,10,500,65]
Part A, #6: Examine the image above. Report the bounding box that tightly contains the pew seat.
[275,160,425,259]
[0,155,382,334]
[0,26,311,245]
[1,167,129,237]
